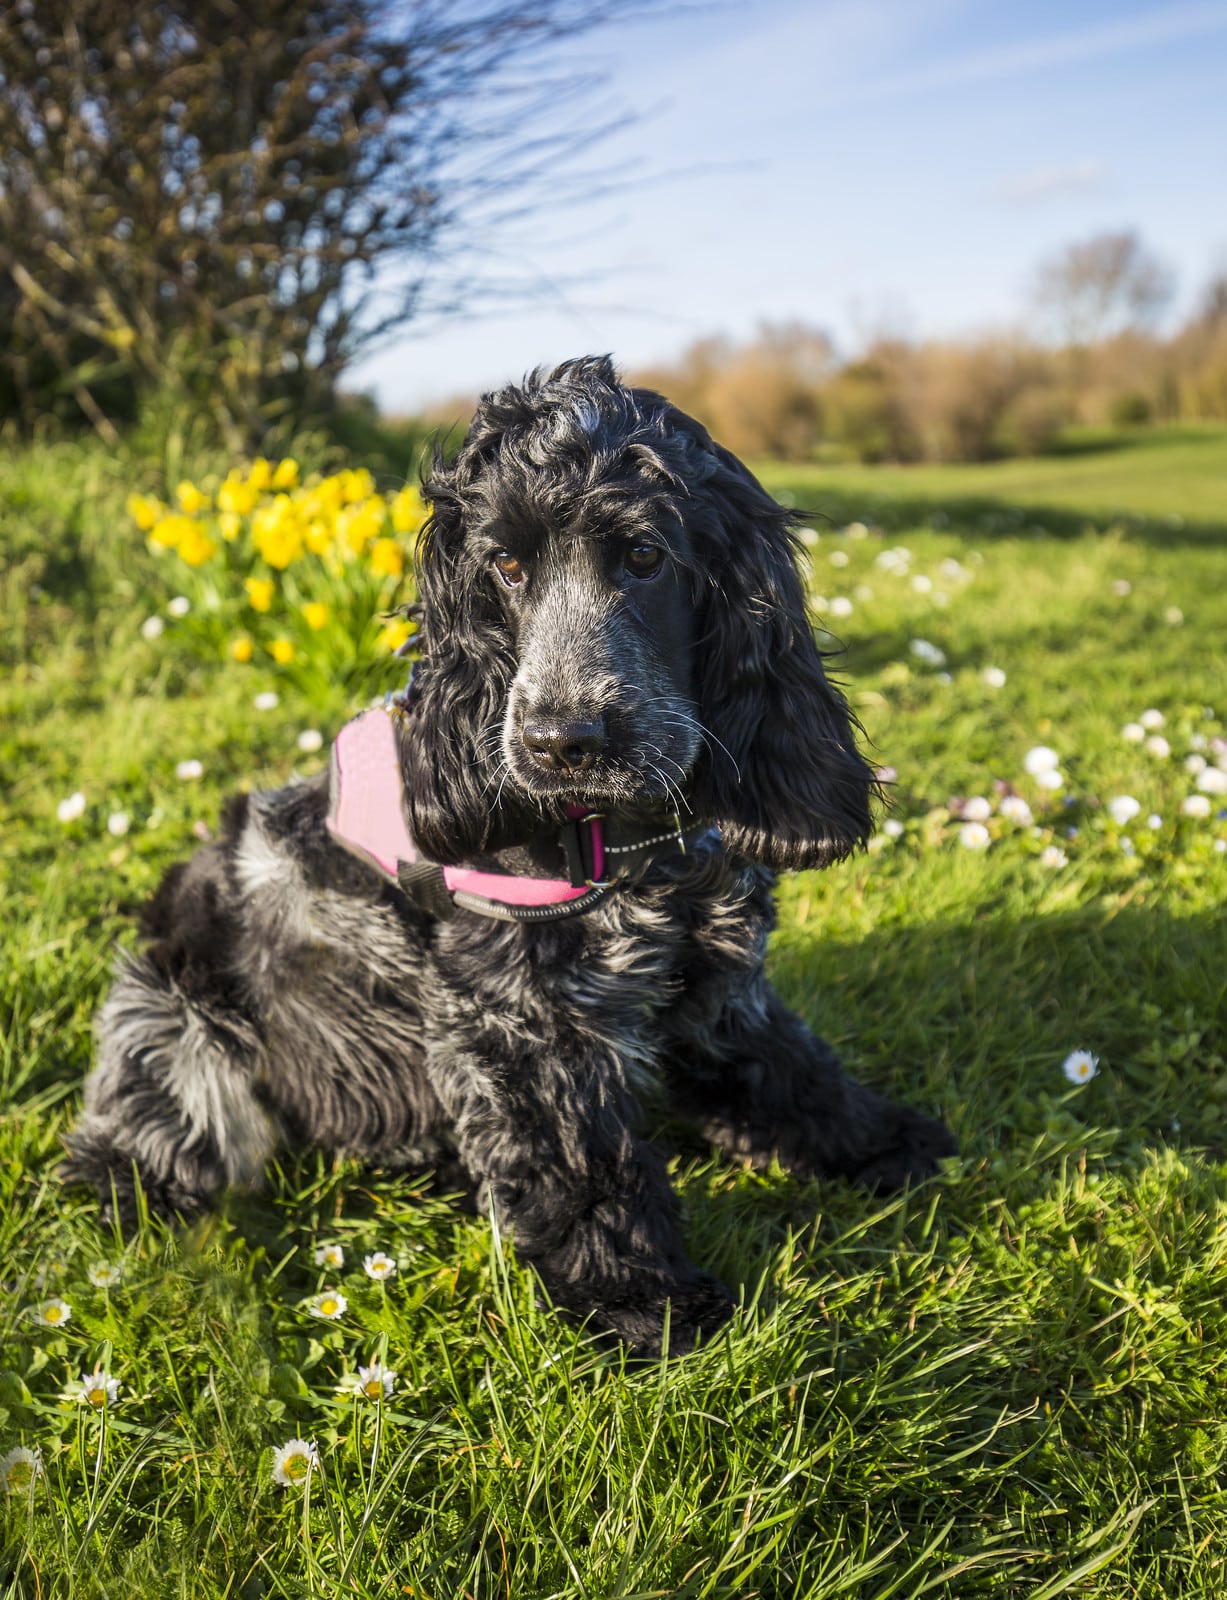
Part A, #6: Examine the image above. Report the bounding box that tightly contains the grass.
[2,422,1226,1598]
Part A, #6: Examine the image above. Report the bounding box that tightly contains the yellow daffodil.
[338,468,375,504]
[271,458,300,490]
[369,538,405,580]
[176,480,208,515]
[149,513,196,552]
[304,518,332,555]
[176,523,218,567]
[219,511,242,541]
[126,493,162,532]
[337,501,384,557]
[230,637,255,663]
[247,457,273,493]
[218,473,257,517]
[378,618,415,653]
[271,637,295,665]
[390,486,427,534]
[253,497,303,570]
[245,577,275,613]
[301,601,329,631]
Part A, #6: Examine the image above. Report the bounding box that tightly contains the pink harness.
[326,707,679,923]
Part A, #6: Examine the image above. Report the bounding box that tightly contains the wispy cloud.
[830,2,1227,103]
[992,159,1107,207]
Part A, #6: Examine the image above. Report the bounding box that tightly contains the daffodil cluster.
[128,459,426,705]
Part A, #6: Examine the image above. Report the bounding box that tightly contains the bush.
[1109,391,1154,426]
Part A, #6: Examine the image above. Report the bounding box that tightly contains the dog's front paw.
[850,1106,955,1194]
[550,1271,735,1358]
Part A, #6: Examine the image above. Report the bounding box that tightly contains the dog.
[63,355,953,1355]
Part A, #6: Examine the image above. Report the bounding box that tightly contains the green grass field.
[2,425,1226,1598]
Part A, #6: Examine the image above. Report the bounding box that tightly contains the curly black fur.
[62,356,953,1356]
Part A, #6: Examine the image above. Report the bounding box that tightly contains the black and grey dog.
[64,356,952,1355]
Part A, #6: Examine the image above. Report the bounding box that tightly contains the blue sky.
[351,0,1227,411]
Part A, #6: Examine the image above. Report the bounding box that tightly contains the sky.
[350,0,1227,413]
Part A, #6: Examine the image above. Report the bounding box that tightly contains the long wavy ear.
[397,450,518,864]
[684,436,878,870]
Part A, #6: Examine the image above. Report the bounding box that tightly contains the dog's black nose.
[522,716,606,772]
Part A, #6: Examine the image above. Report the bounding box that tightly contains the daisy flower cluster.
[127,461,427,703]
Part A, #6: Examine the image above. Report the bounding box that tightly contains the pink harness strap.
[326,708,603,910]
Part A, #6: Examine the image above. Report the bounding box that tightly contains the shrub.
[1109,391,1154,426]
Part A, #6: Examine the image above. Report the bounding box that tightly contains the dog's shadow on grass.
[195,902,1225,1332]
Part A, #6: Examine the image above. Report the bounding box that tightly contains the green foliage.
[2,424,1227,1595]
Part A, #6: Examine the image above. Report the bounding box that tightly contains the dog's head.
[402,355,877,870]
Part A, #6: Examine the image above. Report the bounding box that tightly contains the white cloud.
[992,159,1107,206]
[833,1,1227,104]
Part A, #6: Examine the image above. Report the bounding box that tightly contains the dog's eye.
[493,552,525,587]
[624,543,664,579]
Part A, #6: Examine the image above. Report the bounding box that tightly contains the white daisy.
[910,574,933,593]
[881,818,905,839]
[829,596,854,618]
[0,1448,42,1495]
[1196,767,1227,795]
[297,729,324,754]
[1182,795,1212,819]
[1144,736,1171,759]
[1062,1050,1099,1085]
[140,615,165,641]
[1139,708,1165,730]
[313,1242,345,1270]
[1189,734,1208,752]
[959,822,991,850]
[271,1438,320,1487]
[1040,845,1068,868]
[1107,796,1141,826]
[175,759,204,781]
[810,594,828,611]
[844,521,868,539]
[909,639,946,667]
[961,796,992,822]
[87,1262,123,1288]
[1185,754,1208,776]
[982,667,1007,688]
[309,1289,348,1320]
[253,691,280,712]
[106,811,131,837]
[1023,746,1059,776]
[1110,578,1131,596]
[829,549,849,568]
[77,1371,120,1409]
[1146,814,1163,830]
[350,1361,397,1401]
[939,558,965,579]
[56,793,86,823]
[936,671,953,685]
[363,1252,397,1282]
[1164,606,1184,625]
[1121,722,1145,743]
[1035,768,1065,790]
[999,796,1033,825]
[798,526,820,547]
[30,1297,71,1328]
[167,595,192,618]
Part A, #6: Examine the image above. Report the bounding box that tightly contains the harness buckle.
[561,811,604,889]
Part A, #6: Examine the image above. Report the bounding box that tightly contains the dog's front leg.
[422,974,732,1356]
[666,969,954,1192]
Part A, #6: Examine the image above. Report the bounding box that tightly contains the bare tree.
[0,0,644,438]
[1032,230,1175,347]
